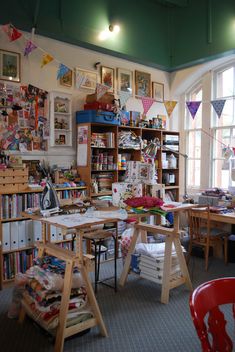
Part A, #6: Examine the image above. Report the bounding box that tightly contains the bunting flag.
[119,91,131,108]
[2,24,22,42]
[41,54,54,68]
[24,40,37,56]
[222,146,234,160]
[164,100,177,118]
[96,83,109,100]
[75,71,87,89]
[141,97,155,115]
[57,64,70,80]
[211,99,226,118]
[186,101,201,119]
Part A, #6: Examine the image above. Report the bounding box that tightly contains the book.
[140,254,179,268]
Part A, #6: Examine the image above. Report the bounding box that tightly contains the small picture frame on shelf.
[75,68,97,90]
[117,68,133,94]
[135,70,151,97]
[101,66,115,92]
[0,49,21,82]
[152,82,164,102]
[59,69,73,87]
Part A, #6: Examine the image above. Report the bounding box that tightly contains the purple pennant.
[186,101,201,119]
[24,40,37,56]
[211,99,226,118]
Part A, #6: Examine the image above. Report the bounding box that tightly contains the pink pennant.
[141,97,155,115]
[2,24,22,41]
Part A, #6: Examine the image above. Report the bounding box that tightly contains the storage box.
[112,182,143,208]
[76,110,120,125]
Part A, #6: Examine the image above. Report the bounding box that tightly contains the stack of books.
[139,254,181,284]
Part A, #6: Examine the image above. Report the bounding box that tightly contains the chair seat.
[200,227,227,237]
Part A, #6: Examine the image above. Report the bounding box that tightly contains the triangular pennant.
[96,83,109,100]
[1,24,22,41]
[119,91,131,108]
[24,40,37,56]
[57,64,70,80]
[186,101,201,119]
[211,99,226,118]
[141,97,155,115]
[75,71,87,89]
[41,54,54,68]
[164,100,177,118]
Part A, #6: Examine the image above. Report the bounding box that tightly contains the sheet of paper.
[40,214,104,228]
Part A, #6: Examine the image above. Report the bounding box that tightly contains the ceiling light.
[109,24,120,33]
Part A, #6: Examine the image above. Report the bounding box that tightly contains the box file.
[50,225,58,242]
[56,227,63,242]
[25,220,33,246]
[18,220,26,248]
[2,223,10,251]
[33,221,42,242]
[10,222,19,250]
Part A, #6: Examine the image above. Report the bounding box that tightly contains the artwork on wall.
[101,66,115,92]
[135,70,151,97]
[0,49,21,82]
[75,68,97,90]
[59,69,73,87]
[152,82,164,102]
[0,83,49,151]
[117,68,133,94]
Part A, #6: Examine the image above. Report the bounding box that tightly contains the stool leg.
[94,241,98,294]
[113,235,117,292]
[97,242,102,284]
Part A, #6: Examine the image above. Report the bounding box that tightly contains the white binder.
[25,220,33,246]
[56,227,63,242]
[50,225,57,242]
[10,222,19,250]
[2,223,10,252]
[18,220,26,248]
[33,221,42,242]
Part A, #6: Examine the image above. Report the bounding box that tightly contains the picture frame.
[59,69,73,87]
[117,68,133,94]
[0,49,20,82]
[101,66,115,92]
[152,82,164,102]
[135,70,151,97]
[75,68,97,90]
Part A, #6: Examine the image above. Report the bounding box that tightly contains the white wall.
[0,30,171,168]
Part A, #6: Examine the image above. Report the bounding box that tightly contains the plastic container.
[76,110,120,125]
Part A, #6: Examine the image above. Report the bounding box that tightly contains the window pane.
[217,67,234,98]
[213,128,230,158]
[188,131,201,158]
[213,159,229,188]
[188,159,200,187]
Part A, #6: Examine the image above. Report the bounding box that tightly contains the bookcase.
[0,180,87,289]
[77,123,180,200]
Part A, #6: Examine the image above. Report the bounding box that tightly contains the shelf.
[162,168,179,171]
[91,146,116,149]
[3,245,35,254]
[91,191,112,197]
[55,186,86,191]
[118,147,141,151]
[1,216,31,223]
[165,186,180,189]
[54,112,70,115]
[91,169,117,172]
[0,188,43,195]
[119,125,141,130]
[54,129,72,132]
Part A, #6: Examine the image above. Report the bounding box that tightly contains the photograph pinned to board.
[135,70,151,97]
[75,68,97,90]
[0,49,21,82]
[152,82,164,102]
[101,66,115,92]
[117,68,133,94]
[77,125,88,166]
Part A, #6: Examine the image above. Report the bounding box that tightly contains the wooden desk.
[119,204,195,304]
[21,212,119,352]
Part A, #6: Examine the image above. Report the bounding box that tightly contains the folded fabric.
[135,242,184,258]
[124,196,164,208]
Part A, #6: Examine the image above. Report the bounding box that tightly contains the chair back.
[189,205,210,243]
[189,277,235,352]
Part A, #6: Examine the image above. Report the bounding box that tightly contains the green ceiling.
[1,0,235,71]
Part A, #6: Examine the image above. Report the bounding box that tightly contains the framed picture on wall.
[152,82,164,102]
[135,70,151,97]
[75,68,97,90]
[59,69,73,87]
[117,68,133,94]
[0,49,20,82]
[101,66,115,92]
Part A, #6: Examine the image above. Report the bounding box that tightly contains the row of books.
[56,189,87,200]
[1,193,42,219]
[3,248,38,280]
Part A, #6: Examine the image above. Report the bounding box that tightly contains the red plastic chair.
[189,278,235,351]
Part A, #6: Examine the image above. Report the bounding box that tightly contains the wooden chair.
[187,205,228,271]
[189,277,235,352]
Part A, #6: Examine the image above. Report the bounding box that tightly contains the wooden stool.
[84,229,117,293]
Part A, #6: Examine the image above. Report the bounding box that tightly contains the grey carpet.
[0,256,235,352]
